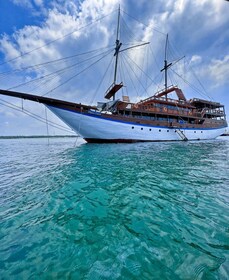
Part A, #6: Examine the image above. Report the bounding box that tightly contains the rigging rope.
[170,68,211,100]
[123,53,148,96]
[89,54,115,105]
[0,97,75,134]
[6,48,113,93]
[0,46,113,77]
[122,10,166,36]
[42,49,114,96]
[121,54,141,99]
[124,51,159,88]
[0,7,213,106]
[0,10,117,67]
[187,63,211,100]
[45,107,50,145]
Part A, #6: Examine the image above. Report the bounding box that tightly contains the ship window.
[194,131,196,133]
[159,129,161,132]
[167,130,169,132]
[149,128,152,131]
[201,131,203,133]
[141,128,143,130]
[132,126,134,129]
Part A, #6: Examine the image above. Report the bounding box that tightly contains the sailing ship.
[0,8,227,143]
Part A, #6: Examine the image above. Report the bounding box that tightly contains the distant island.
[0,135,78,139]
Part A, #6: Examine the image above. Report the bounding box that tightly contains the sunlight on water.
[0,137,229,279]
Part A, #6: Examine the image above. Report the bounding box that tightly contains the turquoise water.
[0,137,228,279]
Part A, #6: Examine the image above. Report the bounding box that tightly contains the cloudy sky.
[0,0,228,136]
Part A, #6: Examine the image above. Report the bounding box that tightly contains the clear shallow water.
[0,137,228,279]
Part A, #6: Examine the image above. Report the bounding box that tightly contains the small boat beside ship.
[0,8,227,142]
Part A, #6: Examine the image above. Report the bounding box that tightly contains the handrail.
[137,85,177,104]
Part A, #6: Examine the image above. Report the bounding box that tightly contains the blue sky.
[0,0,228,136]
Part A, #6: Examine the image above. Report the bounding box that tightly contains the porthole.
[141,128,143,130]
[167,130,169,132]
[159,129,161,132]
[194,131,196,133]
[149,128,152,131]
[201,131,203,133]
[132,126,134,129]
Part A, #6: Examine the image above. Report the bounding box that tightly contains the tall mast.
[104,7,149,101]
[164,34,168,92]
[161,34,172,100]
[113,5,122,100]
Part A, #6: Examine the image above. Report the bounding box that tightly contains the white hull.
[48,105,227,142]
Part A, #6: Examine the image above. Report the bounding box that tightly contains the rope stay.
[6,48,113,92]
[0,46,113,77]
[42,49,114,96]
[0,7,211,105]
[0,97,75,134]
[45,107,50,145]
[0,9,117,67]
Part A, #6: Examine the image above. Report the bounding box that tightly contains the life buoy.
[163,107,167,112]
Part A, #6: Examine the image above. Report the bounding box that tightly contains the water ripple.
[0,137,228,279]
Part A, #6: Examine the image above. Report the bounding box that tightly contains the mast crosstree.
[105,6,149,100]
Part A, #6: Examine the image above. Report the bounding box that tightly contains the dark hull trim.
[84,138,188,143]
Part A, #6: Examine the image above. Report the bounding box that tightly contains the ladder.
[175,129,188,141]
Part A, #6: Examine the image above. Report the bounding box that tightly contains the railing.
[137,85,177,104]
[131,105,194,117]
[130,104,226,119]
[192,98,221,106]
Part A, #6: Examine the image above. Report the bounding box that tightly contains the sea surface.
[0,137,228,279]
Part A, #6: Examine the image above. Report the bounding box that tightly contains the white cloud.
[1,0,120,66]
[11,0,33,9]
[174,0,186,14]
[0,0,125,114]
[10,0,46,17]
[11,0,45,9]
[208,55,229,86]
[33,0,43,7]
[190,55,202,65]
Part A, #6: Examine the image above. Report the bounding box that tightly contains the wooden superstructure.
[112,85,226,130]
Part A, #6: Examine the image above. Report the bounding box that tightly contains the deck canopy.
[137,86,194,108]
[190,98,223,109]
[154,86,186,101]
